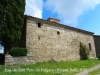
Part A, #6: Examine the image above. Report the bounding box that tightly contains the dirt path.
[75,64,100,75]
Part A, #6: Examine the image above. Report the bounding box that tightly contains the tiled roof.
[25,15,94,35]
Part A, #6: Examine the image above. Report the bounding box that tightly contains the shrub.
[80,42,90,60]
[97,56,100,60]
[9,47,27,56]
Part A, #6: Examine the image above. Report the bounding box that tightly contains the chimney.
[47,17,60,23]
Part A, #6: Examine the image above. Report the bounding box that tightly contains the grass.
[88,68,100,75]
[0,59,100,75]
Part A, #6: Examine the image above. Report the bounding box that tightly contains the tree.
[0,0,6,48]
[0,0,25,54]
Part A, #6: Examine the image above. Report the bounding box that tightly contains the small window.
[38,36,40,40]
[57,31,60,35]
[88,43,91,50]
[38,22,41,28]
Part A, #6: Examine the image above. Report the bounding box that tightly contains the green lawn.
[88,68,100,75]
[0,60,100,75]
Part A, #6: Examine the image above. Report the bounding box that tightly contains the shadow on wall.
[93,35,100,59]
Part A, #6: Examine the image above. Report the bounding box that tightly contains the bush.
[80,42,90,60]
[97,56,100,60]
[9,47,27,56]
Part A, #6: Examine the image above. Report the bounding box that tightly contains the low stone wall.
[5,54,14,66]
[5,54,36,66]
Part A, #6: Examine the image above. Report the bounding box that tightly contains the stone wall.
[5,54,36,66]
[26,19,96,62]
[94,35,100,57]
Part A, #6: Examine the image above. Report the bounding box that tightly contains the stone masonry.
[94,35,100,57]
[26,15,96,63]
[5,54,35,65]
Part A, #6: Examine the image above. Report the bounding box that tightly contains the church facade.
[25,15,96,62]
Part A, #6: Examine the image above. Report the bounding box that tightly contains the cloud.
[24,0,43,18]
[45,0,100,26]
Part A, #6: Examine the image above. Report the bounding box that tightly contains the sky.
[0,44,4,53]
[25,0,100,35]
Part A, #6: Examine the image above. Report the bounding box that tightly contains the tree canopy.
[0,0,25,53]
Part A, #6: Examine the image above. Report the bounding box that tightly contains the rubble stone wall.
[26,20,96,62]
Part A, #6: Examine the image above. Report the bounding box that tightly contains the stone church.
[24,15,96,62]
[4,15,100,65]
